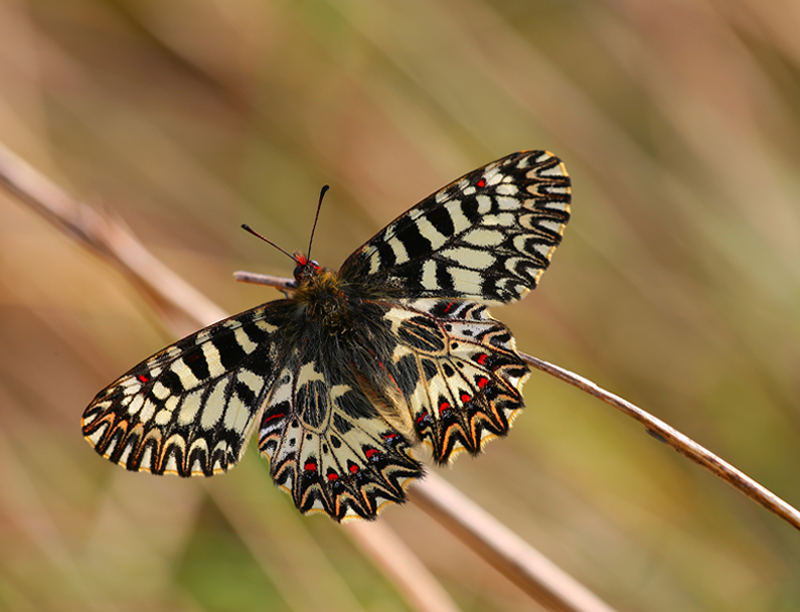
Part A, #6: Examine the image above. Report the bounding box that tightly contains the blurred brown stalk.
[0,142,617,612]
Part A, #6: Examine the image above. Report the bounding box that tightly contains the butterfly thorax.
[291,261,356,333]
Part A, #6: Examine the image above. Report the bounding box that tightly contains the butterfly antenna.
[307,184,329,260]
[241,224,298,263]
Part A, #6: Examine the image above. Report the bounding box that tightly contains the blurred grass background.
[2,0,800,610]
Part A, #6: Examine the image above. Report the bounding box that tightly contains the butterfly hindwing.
[376,298,530,463]
[257,349,423,521]
[82,303,286,476]
[339,150,571,304]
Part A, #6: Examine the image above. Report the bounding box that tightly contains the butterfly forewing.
[82,304,286,476]
[339,150,570,304]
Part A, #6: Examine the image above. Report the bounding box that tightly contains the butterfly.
[82,151,571,521]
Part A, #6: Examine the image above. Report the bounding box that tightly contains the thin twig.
[520,353,800,531]
[233,270,296,293]
[1,143,611,611]
[228,269,800,533]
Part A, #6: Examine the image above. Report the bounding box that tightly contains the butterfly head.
[292,251,321,284]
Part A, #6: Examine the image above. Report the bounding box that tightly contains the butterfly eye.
[293,259,321,281]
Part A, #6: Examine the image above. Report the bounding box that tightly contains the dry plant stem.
[521,353,800,531]
[2,144,626,611]
[232,270,800,533]
[0,143,225,332]
[233,270,296,293]
[346,521,461,612]
[0,145,624,612]
[0,144,460,612]
[2,144,616,612]
[410,472,615,612]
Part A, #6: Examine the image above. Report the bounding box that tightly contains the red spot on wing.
[460,393,472,403]
[415,410,429,425]
[476,178,486,188]
[264,412,284,423]
[476,353,488,365]
[327,471,339,481]
[349,464,359,474]
[365,448,380,459]
[137,374,149,383]
[438,401,451,414]
[304,461,317,472]
[477,376,489,389]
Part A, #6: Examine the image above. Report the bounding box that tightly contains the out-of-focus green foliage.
[2,1,799,610]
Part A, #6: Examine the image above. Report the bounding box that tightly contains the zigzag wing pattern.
[377,298,530,463]
[339,150,571,304]
[82,304,286,476]
[257,351,423,521]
